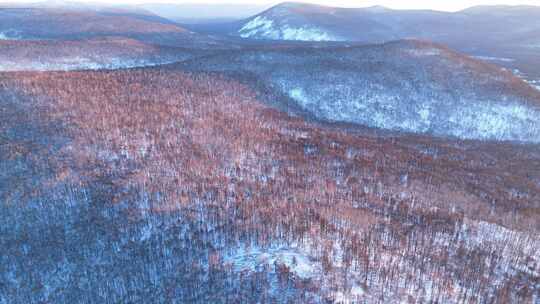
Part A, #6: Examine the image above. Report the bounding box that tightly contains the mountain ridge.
[179,39,540,143]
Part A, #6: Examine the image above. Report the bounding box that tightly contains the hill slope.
[181,40,540,143]
[0,37,200,71]
[0,6,215,47]
[236,2,540,46]
[1,67,539,303]
[232,3,540,84]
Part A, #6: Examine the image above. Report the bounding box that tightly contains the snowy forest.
[1,2,539,304]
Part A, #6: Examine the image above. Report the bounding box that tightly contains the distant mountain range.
[227,2,540,84]
[234,2,540,47]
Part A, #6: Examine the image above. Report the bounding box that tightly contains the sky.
[4,0,540,12]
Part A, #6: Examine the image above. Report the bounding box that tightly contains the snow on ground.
[0,29,22,40]
[406,48,442,57]
[527,80,540,91]
[511,69,540,92]
[473,55,515,62]
[238,16,339,41]
[289,88,312,107]
[332,285,365,304]
[239,16,279,39]
[224,245,317,279]
[458,219,540,278]
[286,86,540,143]
[0,57,181,72]
[220,221,536,303]
[0,31,20,40]
[280,26,336,41]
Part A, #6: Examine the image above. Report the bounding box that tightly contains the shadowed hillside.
[180,40,540,143]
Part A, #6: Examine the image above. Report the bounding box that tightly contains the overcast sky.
[5,0,540,11]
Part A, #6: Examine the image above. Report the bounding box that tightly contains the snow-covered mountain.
[182,40,540,143]
[237,2,385,42]
[237,2,344,41]
[235,2,540,46]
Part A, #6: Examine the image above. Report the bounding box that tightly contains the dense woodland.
[0,38,197,71]
[180,40,540,143]
[1,67,539,303]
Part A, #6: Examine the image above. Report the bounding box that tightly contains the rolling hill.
[180,40,540,143]
[232,2,540,82]
[1,66,539,303]
[235,2,540,46]
[0,37,200,71]
[0,5,216,47]
[0,2,539,303]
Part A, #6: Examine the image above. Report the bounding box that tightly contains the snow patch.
[289,88,311,107]
[239,16,339,41]
[281,26,335,41]
[526,80,540,91]
[511,69,540,91]
[0,30,21,40]
[239,16,278,39]
[406,48,441,56]
[224,245,317,279]
[286,84,540,142]
[0,57,181,72]
[332,284,365,304]
[473,55,515,62]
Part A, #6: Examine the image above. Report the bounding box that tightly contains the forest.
[1,67,538,303]
[1,2,540,303]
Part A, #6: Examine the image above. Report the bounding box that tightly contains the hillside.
[0,6,216,47]
[1,66,539,303]
[180,40,540,143]
[232,2,540,82]
[237,2,391,41]
[235,2,540,45]
[1,2,539,303]
[0,37,200,71]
